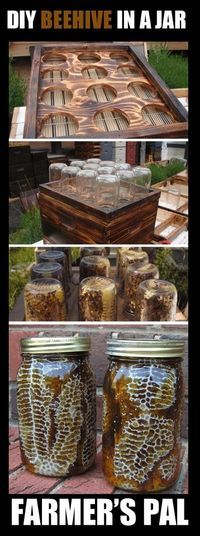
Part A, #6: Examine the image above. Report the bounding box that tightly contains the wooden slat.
[24,46,41,138]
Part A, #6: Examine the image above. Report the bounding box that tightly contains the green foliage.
[147,160,186,185]
[9,207,42,244]
[154,249,188,311]
[9,59,26,115]
[148,45,188,89]
[9,248,35,311]
[71,248,80,263]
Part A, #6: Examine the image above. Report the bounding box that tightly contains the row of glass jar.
[49,159,152,207]
[79,248,177,321]
[17,335,184,492]
[23,247,177,322]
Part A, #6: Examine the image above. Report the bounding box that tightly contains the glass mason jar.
[79,276,117,321]
[115,163,131,171]
[116,247,142,280]
[103,338,184,492]
[98,166,116,175]
[118,249,149,295]
[83,163,100,171]
[60,166,80,195]
[49,163,67,182]
[80,255,110,282]
[76,169,97,201]
[124,263,159,316]
[87,158,102,165]
[100,161,116,167]
[17,336,96,477]
[24,279,67,321]
[135,279,177,321]
[38,250,70,297]
[80,247,110,258]
[69,160,85,168]
[133,166,152,192]
[96,175,120,209]
[117,170,135,201]
[31,261,64,288]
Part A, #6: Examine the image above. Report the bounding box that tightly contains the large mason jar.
[17,336,96,476]
[103,338,184,492]
[135,279,177,321]
[24,279,67,321]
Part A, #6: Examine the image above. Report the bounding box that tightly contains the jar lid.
[21,336,91,354]
[107,339,184,359]
[38,250,65,262]
[32,262,63,274]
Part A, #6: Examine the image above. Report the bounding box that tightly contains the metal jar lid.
[21,336,91,355]
[107,339,184,359]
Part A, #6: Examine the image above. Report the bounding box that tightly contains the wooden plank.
[24,46,41,138]
[9,107,26,139]
[172,88,188,98]
[147,42,188,52]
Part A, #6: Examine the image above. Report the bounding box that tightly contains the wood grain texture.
[39,183,160,244]
[24,44,188,139]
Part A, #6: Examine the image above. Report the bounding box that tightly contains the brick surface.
[9,425,19,442]
[9,330,38,381]
[9,468,62,495]
[9,441,22,472]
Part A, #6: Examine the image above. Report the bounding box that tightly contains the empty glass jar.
[135,279,177,321]
[115,163,131,170]
[96,175,120,209]
[98,166,116,175]
[79,277,117,321]
[117,170,135,201]
[133,166,152,191]
[80,255,110,282]
[100,161,116,167]
[124,263,159,315]
[17,336,96,476]
[49,163,67,182]
[69,160,85,168]
[24,279,67,321]
[118,249,149,295]
[83,163,100,171]
[76,169,97,201]
[103,338,184,491]
[87,158,101,165]
[60,166,80,195]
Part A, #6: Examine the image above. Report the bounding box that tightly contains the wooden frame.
[155,208,188,241]
[24,43,188,139]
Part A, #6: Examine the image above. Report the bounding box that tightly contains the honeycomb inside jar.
[17,350,96,476]
[124,263,159,315]
[103,354,184,492]
[24,278,67,321]
[80,255,110,282]
[79,276,117,321]
[135,279,177,321]
[118,249,149,295]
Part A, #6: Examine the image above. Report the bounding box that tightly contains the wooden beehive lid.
[24,43,188,139]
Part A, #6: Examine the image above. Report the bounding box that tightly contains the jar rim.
[21,336,91,354]
[107,339,184,359]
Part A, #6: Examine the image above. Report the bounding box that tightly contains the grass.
[154,248,188,311]
[148,45,188,89]
[9,207,43,244]
[147,160,186,185]
[9,248,35,311]
[9,59,26,116]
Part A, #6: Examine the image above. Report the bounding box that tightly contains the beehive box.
[39,181,160,244]
[24,43,188,139]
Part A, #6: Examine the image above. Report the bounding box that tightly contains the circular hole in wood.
[110,52,130,62]
[117,64,140,76]
[42,52,67,65]
[41,87,73,106]
[87,84,117,103]
[94,109,130,132]
[82,65,108,79]
[128,82,156,100]
[40,113,78,138]
[42,69,68,82]
[142,105,174,126]
[78,53,101,62]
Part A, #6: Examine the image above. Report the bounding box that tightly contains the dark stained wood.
[39,182,160,244]
[24,44,188,139]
